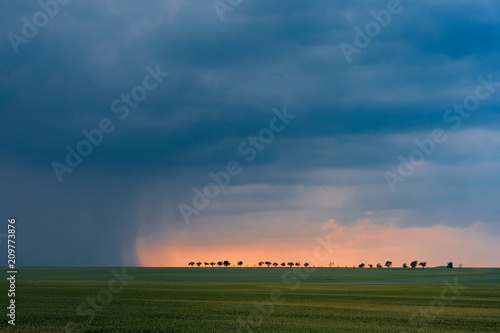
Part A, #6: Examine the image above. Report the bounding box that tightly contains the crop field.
[1,267,499,332]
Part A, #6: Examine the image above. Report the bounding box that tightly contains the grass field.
[15,266,500,285]
[1,267,499,332]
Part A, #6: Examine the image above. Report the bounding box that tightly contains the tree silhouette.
[273,262,278,267]
[447,262,453,269]
[376,263,382,269]
[419,261,426,269]
[385,261,392,269]
[402,263,407,269]
[304,262,309,267]
[295,262,300,267]
[359,263,365,268]
[369,264,373,268]
[210,262,215,267]
[204,262,209,267]
[237,261,243,267]
[217,261,223,267]
[188,261,195,267]
[223,260,230,267]
[288,262,294,267]
[258,262,264,267]
[328,262,334,268]
[196,262,202,267]
[410,261,418,269]
[281,262,286,267]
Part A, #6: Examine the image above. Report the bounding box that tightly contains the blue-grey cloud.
[1,0,499,265]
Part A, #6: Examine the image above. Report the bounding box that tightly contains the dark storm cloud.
[2,0,500,170]
[1,0,499,265]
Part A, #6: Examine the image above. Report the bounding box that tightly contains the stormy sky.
[1,0,500,267]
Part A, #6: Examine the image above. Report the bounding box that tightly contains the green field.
[2,267,499,332]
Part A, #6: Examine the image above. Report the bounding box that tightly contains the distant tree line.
[357,261,427,269]
[188,261,311,267]
[188,260,461,268]
[188,261,233,267]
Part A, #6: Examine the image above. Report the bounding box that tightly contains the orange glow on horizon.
[135,220,500,268]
